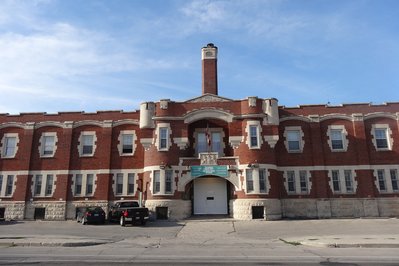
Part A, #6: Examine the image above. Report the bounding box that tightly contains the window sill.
[331,149,347,152]
[120,153,134,157]
[287,150,302,153]
[79,154,94,157]
[0,156,16,159]
[40,155,55,158]
[376,148,392,151]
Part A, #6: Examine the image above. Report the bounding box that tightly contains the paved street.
[1,218,399,265]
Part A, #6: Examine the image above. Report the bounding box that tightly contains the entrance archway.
[193,176,229,215]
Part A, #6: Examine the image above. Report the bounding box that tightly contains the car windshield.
[120,202,139,208]
[87,207,103,212]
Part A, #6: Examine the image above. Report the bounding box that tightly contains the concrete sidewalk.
[1,218,399,248]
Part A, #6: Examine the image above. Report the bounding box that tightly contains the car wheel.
[120,216,126,227]
[81,217,86,225]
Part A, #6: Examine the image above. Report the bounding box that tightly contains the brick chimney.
[201,43,218,95]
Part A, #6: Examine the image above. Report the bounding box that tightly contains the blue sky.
[0,0,398,114]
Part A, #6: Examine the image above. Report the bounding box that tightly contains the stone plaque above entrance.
[199,152,218,165]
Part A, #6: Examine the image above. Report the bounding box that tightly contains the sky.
[0,0,398,114]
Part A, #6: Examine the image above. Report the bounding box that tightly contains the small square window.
[375,129,388,149]
[330,129,344,150]
[122,134,133,154]
[287,131,301,152]
[159,128,168,150]
[3,136,17,157]
[82,135,94,155]
[249,125,259,148]
[43,136,55,155]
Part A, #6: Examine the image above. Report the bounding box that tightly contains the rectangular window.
[86,174,93,195]
[332,170,340,192]
[75,174,82,195]
[330,129,344,150]
[159,128,168,149]
[375,128,388,149]
[4,137,16,157]
[197,132,207,154]
[390,169,399,191]
[34,175,42,196]
[82,135,94,155]
[128,173,135,194]
[246,169,254,193]
[344,170,353,192]
[122,134,133,154]
[287,171,295,192]
[165,170,173,194]
[299,171,308,193]
[43,135,55,155]
[287,131,300,151]
[116,173,123,195]
[45,174,53,196]
[259,169,267,193]
[377,170,386,191]
[0,175,2,195]
[153,170,160,194]
[249,125,258,148]
[211,132,222,155]
[6,175,13,196]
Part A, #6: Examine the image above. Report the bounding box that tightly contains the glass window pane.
[332,170,340,192]
[116,173,123,195]
[344,170,353,192]
[86,174,93,195]
[165,170,173,193]
[75,174,82,195]
[128,173,135,194]
[35,175,42,195]
[5,137,16,156]
[287,171,295,192]
[197,133,207,153]
[45,174,53,196]
[299,171,307,192]
[153,170,160,193]
[259,169,266,193]
[6,175,13,196]
[377,170,386,191]
[246,169,253,193]
[211,132,221,154]
[122,134,133,153]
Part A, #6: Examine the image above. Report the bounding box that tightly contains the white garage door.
[193,177,227,215]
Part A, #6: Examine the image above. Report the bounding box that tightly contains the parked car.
[76,207,106,225]
[108,200,149,226]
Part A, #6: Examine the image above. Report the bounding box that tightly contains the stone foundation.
[230,199,282,220]
[25,201,66,220]
[0,201,25,220]
[282,198,399,219]
[145,199,191,221]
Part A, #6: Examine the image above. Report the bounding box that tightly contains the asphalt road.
[1,218,399,265]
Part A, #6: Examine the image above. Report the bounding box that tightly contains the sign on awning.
[191,165,228,178]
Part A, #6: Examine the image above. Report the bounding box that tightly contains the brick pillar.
[55,121,74,201]
[352,114,374,197]
[201,43,218,95]
[308,116,328,198]
[13,123,35,202]
[94,121,113,200]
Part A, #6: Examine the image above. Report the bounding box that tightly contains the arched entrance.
[193,176,229,215]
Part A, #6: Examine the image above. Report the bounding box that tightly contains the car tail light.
[86,212,91,216]
[123,211,128,217]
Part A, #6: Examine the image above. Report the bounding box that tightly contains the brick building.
[1,43,398,221]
